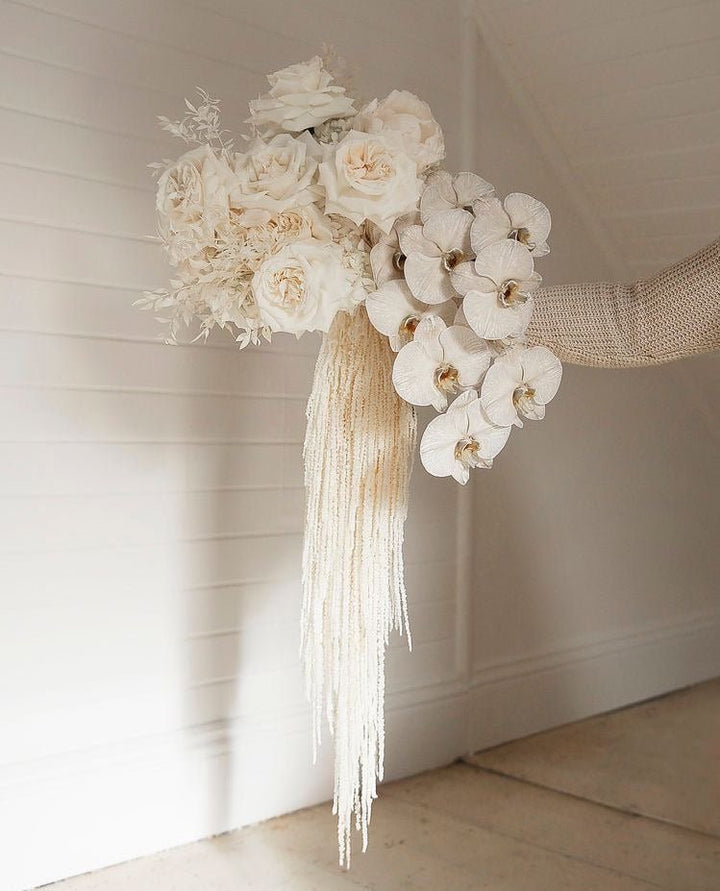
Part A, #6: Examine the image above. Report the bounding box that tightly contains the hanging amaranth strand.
[140,52,563,864]
[301,306,416,865]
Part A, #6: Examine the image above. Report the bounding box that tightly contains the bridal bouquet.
[141,54,562,864]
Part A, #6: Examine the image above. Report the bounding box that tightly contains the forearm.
[526,239,720,368]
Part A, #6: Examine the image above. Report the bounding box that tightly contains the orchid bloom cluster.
[143,55,562,483]
[368,173,562,483]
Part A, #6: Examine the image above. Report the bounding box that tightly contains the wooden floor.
[48,680,720,890]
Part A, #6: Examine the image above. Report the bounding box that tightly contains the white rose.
[156,146,233,262]
[318,131,422,234]
[248,55,356,137]
[230,134,319,213]
[251,239,356,334]
[354,90,445,171]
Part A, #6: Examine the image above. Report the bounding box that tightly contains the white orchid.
[400,209,473,305]
[420,389,511,484]
[420,170,494,221]
[455,240,541,340]
[366,279,456,351]
[481,346,562,428]
[472,193,551,257]
[391,316,491,412]
[369,213,419,287]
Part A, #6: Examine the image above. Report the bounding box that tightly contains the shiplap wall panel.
[0,2,467,886]
[476,0,720,278]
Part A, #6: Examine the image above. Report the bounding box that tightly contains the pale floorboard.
[46,680,720,890]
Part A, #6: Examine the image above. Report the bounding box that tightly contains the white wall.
[1,2,718,889]
[0,2,466,888]
[466,22,720,751]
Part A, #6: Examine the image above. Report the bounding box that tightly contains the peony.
[248,56,356,137]
[354,90,445,171]
[231,134,320,212]
[251,238,356,335]
[155,145,234,261]
[318,131,422,233]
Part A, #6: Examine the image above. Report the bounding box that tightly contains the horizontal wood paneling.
[478,0,720,277]
[0,3,467,885]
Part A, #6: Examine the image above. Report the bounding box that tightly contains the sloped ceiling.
[473,0,720,281]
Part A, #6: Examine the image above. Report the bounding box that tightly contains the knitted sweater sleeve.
[525,239,720,368]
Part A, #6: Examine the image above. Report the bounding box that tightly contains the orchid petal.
[428,299,460,329]
[439,325,492,387]
[466,401,512,459]
[520,346,563,404]
[399,225,440,258]
[420,412,464,480]
[422,209,473,254]
[470,197,511,254]
[420,170,455,221]
[370,241,400,287]
[366,279,422,339]
[463,290,535,341]
[404,253,457,304]
[480,356,523,427]
[453,172,494,208]
[392,341,445,409]
[412,315,446,360]
[474,240,535,285]
[504,193,551,255]
[450,260,483,297]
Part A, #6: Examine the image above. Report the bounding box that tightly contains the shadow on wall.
[471,354,720,745]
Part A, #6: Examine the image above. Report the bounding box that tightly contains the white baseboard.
[467,608,720,753]
[0,688,466,891]
[4,611,719,891]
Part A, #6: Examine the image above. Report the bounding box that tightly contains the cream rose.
[251,238,356,334]
[318,131,422,234]
[231,134,319,212]
[248,56,356,137]
[156,145,233,262]
[354,90,445,171]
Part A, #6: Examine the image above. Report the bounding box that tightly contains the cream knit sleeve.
[525,239,720,368]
